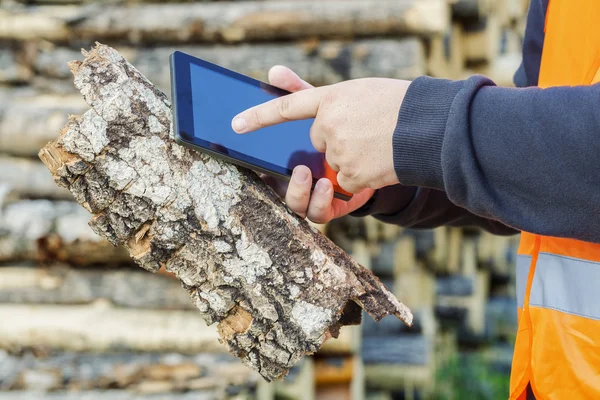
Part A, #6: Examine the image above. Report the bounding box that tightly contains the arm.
[238,1,553,235]
[351,0,549,237]
[394,79,600,244]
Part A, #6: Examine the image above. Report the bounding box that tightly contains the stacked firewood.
[0,0,527,399]
[324,219,519,398]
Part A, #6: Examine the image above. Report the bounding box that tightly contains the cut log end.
[39,42,412,381]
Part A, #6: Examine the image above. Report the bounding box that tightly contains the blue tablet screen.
[170,51,351,199]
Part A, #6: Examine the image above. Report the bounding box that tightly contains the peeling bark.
[39,43,412,380]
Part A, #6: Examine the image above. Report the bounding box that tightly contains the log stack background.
[0,0,527,398]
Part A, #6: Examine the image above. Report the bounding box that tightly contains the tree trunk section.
[0,265,192,309]
[33,38,425,92]
[1,1,448,43]
[0,349,255,393]
[38,43,412,381]
[0,198,130,265]
[0,91,87,157]
[0,302,224,353]
[0,156,71,199]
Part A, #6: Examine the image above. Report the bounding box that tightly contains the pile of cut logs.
[0,0,527,399]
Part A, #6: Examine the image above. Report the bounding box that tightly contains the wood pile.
[323,219,519,398]
[0,0,526,398]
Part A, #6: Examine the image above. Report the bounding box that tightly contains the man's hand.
[233,72,410,195]
[258,66,377,223]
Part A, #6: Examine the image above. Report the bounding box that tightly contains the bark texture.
[38,44,412,381]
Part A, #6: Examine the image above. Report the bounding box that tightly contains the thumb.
[268,65,314,92]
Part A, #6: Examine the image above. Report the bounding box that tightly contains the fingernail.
[294,167,309,183]
[315,179,330,193]
[232,117,247,133]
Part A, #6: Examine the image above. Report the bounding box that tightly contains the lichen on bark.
[39,43,412,381]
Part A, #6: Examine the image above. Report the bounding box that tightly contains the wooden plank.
[0,265,193,309]
[0,302,225,353]
[0,200,130,265]
[33,38,426,93]
[0,1,449,43]
[0,156,71,199]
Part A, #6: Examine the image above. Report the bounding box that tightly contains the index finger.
[231,87,324,134]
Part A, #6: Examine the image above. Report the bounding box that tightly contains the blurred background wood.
[0,0,526,398]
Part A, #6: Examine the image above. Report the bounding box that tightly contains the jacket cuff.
[393,76,465,190]
[349,184,417,218]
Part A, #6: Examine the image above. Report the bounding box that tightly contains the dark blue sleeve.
[393,75,600,244]
[350,184,518,235]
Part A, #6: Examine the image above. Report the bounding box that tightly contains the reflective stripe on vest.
[530,253,600,320]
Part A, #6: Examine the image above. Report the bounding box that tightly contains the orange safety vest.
[509,1,600,399]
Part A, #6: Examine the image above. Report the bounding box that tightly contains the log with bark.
[0,156,71,200]
[0,198,130,265]
[0,302,224,353]
[0,264,193,309]
[38,43,412,381]
[0,349,256,393]
[1,1,448,43]
[0,91,87,157]
[0,393,229,400]
[33,38,425,93]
